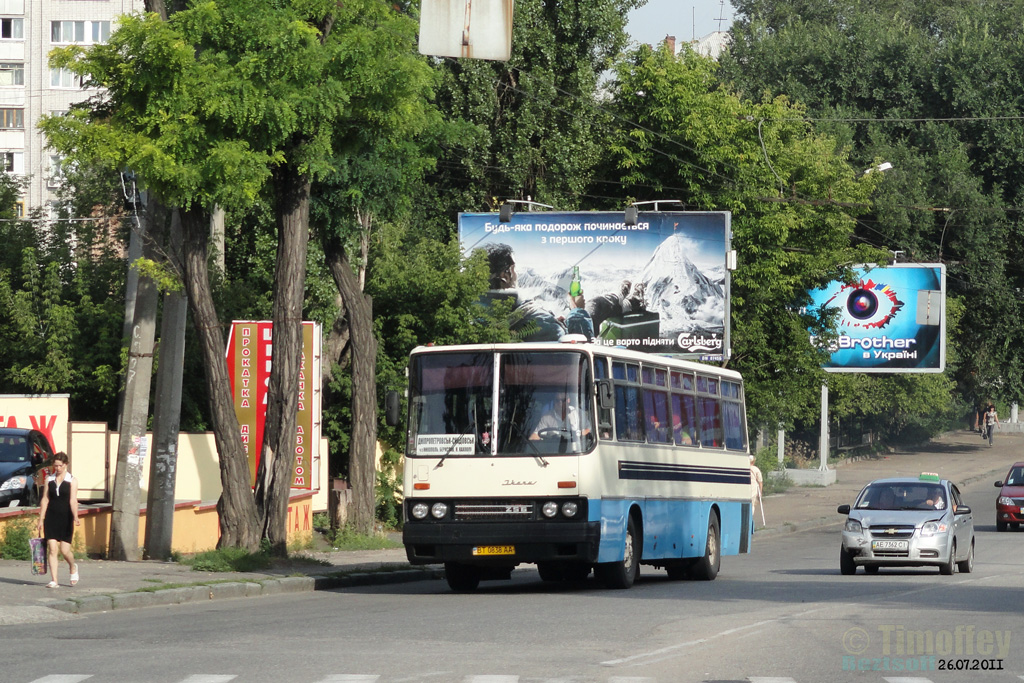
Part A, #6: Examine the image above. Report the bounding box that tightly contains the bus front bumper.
[402,521,602,565]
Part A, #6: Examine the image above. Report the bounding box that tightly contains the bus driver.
[529,392,592,451]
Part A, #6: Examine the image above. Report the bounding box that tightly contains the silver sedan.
[837,474,974,575]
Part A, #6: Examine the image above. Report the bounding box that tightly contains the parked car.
[994,461,1024,531]
[0,428,54,507]
[837,473,975,575]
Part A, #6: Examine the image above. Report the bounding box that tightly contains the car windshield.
[0,436,29,462]
[1005,467,1024,486]
[856,482,947,511]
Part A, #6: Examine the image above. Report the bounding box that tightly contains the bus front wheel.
[444,562,481,592]
[689,514,720,581]
[596,515,640,589]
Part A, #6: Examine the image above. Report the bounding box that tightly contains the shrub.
[0,517,35,560]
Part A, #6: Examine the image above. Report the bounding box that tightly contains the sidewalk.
[0,429,1016,624]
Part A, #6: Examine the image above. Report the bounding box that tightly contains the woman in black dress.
[36,452,79,588]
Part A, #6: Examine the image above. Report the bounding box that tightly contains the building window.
[1,151,24,175]
[14,201,23,217]
[0,63,23,86]
[50,68,83,89]
[0,18,23,40]
[51,20,110,44]
[0,109,23,129]
[47,155,65,188]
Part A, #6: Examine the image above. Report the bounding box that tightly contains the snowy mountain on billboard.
[640,234,725,335]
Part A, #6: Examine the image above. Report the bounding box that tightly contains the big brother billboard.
[808,264,946,373]
[459,211,731,359]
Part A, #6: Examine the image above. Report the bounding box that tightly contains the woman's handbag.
[30,537,47,576]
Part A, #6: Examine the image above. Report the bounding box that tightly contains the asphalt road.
[2,475,1021,683]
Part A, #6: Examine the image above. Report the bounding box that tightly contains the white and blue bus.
[390,339,752,591]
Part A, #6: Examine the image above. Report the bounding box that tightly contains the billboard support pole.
[819,382,829,472]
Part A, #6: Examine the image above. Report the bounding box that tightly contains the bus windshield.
[407,350,595,457]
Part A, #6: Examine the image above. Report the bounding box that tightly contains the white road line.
[601,607,825,666]
[178,677,237,683]
[312,677,381,683]
[883,678,935,683]
[28,677,92,683]
[749,678,798,683]
[463,678,519,683]
[607,678,657,682]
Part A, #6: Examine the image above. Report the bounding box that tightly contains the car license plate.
[472,545,515,556]
[871,539,909,551]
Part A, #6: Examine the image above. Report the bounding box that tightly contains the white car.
[837,473,974,575]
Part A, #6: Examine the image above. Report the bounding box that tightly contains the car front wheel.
[939,541,957,575]
[957,539,975,574]
[840,547,857,575]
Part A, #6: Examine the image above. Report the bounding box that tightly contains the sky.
[626,0,736,48]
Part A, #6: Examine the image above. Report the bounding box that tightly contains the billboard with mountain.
[459,211,732,359]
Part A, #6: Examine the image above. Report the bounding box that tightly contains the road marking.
[883,678,934,683]
[313,677,381,683]
[600,608,825,666]
[607,678,656,682]
[28,677,92,683]
[179,677,237,683]
[463,678,519,683]
[749,678,797,683]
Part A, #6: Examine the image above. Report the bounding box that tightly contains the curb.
[43,566,443,615]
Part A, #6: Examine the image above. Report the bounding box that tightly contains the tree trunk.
[109,205,159,562]
[324,235,377,535]
[254,163,311,555]
[179,205,260,550]
[145,207,187,561]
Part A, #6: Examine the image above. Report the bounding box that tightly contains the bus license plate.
[871,539,908,551]
[472,545,515,556]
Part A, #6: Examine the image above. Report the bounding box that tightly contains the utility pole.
[145,208,188,560]
[110,191,159,561]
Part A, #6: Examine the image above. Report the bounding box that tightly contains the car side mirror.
[955,505,971,515]
[995,480,1004,487]
[837,504,851,515]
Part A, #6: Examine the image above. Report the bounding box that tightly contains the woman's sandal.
[46,581,58,588]
[70,566,79,586]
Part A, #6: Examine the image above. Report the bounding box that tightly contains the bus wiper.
[435,421,476,469]
[507,421,549,467]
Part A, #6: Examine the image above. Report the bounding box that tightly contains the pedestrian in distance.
[985,404,999,447]
[749,454,764,531]
[37,452,79,588]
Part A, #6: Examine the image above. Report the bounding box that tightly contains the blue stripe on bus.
[617,460,750,485]
[594,498,748,563]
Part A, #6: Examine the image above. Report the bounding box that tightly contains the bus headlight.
[411,502,429,520]
[561,501,578,518]
[431,502,449,519]
[542,502,559,518]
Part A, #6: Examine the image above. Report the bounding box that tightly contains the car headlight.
[411,502,429,519]
[999,496,1015,506]
[921,521,949,536]
[0,476,27,492]
[844,518,863,533]
[430,502,448,519]
[542,502,559,518]
[561,501,578,518]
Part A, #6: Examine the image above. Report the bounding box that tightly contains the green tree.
[601,44,887,430]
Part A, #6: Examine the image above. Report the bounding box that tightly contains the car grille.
[1010,497,1024,506]
[868,524,916,539]
[454,500,534,521]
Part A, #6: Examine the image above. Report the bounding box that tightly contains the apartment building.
[0,0,143,215]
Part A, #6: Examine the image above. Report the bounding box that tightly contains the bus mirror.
[597,379,614,410]
[385,390,401,426]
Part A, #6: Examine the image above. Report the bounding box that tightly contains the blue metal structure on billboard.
[808,263,946,373]
[459,211,732,360]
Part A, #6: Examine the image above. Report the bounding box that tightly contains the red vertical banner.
[226,321,321,490]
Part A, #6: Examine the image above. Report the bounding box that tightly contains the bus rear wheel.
[689,515,720,581]
[596,515,639,589]
[444,562,481,592]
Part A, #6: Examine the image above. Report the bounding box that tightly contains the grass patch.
[182,546,273,573]
[327,526,402,551]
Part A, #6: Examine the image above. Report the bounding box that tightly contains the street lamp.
[498,198,556,222]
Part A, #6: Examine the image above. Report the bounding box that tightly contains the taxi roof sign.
[919,472,940,482]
